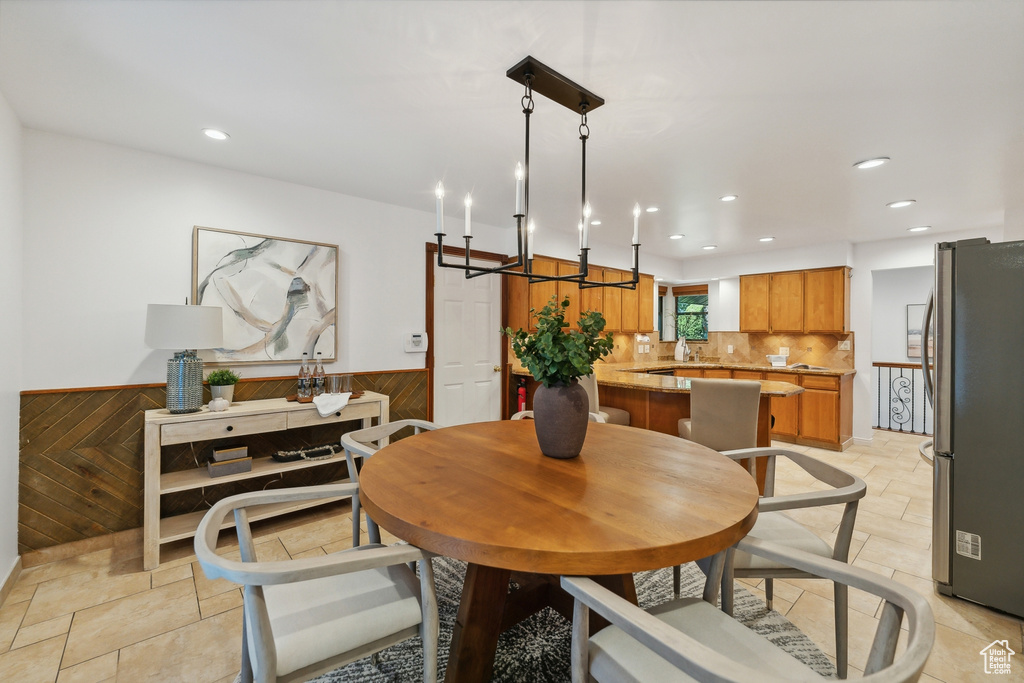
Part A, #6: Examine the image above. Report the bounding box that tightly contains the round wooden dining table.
[358,420,760,683]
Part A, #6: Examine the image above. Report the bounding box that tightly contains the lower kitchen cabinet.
[767,371,852,450]
[765,371,799,439]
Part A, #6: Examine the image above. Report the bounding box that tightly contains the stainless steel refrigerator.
[922,237,1024,617]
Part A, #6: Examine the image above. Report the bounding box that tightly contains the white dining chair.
[562,536,934,683]
[341,419,439,546]
[579,374,631,425]
[511,410,607,423]
[677,378,761,449]
[193,484,439,683]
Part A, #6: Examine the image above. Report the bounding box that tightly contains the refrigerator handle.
[921,288,934,407]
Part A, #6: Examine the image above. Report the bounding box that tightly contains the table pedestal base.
[445,563,638,683]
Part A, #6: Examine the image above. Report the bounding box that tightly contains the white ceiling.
[2,0,1023,261]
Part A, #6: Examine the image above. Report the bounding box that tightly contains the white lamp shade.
[145,304,223,350]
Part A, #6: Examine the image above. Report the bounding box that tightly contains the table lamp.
[145,304,224,413]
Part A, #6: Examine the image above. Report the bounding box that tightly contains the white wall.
[22,131,520,389]
[0,90,23,581]
[871,266,933,362]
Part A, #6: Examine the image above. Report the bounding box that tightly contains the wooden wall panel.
[19,370,427,554]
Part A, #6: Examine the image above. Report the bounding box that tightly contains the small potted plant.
[206,368,240,404]
[503,295,613,458]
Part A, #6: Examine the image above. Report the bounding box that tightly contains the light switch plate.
[779,347,789,355]
[838,339,851,351]
[727,345,734,354]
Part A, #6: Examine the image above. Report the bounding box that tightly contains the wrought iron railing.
[873,362,932,435]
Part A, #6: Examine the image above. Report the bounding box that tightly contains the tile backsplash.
[654,331,855,369]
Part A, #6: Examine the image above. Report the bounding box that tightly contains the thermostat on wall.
[404,332,428,353]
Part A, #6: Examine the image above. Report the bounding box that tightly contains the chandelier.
[433,56,641,290]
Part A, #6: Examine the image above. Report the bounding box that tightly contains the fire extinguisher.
[517,378,527,413]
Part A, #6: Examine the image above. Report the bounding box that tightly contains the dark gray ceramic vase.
[532,379,590,459]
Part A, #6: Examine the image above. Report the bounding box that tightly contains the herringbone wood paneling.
[19,371,427,554]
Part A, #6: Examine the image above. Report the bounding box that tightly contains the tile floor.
[1,430,1022,682]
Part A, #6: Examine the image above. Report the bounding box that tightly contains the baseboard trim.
[0,555,23,607]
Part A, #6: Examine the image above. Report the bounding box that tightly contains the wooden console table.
[143,392,389,569]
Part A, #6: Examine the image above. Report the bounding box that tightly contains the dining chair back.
[193,484,439,683]
[562,536,933,683]
[511,410,607,423]
[341,419,439,546]
[677,378,761,450]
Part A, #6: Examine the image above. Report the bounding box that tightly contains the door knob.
[493,365,501,373]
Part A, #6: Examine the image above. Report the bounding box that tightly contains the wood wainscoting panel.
[18,370,427,555]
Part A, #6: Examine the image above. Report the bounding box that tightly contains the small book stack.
[208,444,252,478]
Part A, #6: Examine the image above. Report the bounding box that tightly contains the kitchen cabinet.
[765,371,800,438]
[557,261,581,325]
[673,368,703,378]
[740,265,850,334]
[804,266,851,333]
[620,272,639,333]
[581,266,604,316]
[507,264,530,332]
[638,273,655,332]
[602,269,623,330]
[703,368,732,379]
[732,370,764,381]
[529,257,559,328]
[764,371,852,449]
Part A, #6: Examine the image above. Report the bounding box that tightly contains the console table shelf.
[144,393,389,569]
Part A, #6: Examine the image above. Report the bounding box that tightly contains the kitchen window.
[674,285,709,342]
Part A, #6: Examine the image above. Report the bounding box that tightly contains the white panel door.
[433,258,502,426]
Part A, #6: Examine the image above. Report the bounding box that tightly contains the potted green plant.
[503,295,614,458]
[206,368,240,404]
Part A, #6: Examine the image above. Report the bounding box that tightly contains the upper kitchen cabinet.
[740,266,850,334]
[804,266,851,333]
[557,261,582,326]
[528,257,558,329]
[581,266,604,317]
[637,273,655,332]
[619,272,639,333]
[739,274,770,332]
[602,269,623,330]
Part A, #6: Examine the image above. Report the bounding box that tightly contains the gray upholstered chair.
[341,419,439,546]
[562,536,934,683]
[677,378,761,450]
[193,484,439,683]
[511,410,607,423]
[718,446,867,679]
[579,373,631,426]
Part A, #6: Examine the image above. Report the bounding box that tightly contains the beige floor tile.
[852,509,933,549]
[860,492,910,518]
[4,580,38,605]
[290,547,328,560]
[151,562,193,588]
[0,634,66,683]
[23,566,152,627]
[16,549,115,587]
[857,535,932,581]
[906,495,932,519]
[192,558,239,602]
[0,600,29,654]
[784,589,889,671]
[882,478,934,501]
[10,613,72,650]
[199,588,243,620]
[902,511,932,528]
[116,606,242,683]
[921,621,1002,682]
[62,578,200,668]
[57,651,118,683]
[740,583,795,616]
[273,512,352,557]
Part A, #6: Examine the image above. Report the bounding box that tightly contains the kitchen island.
[511,360,855,451]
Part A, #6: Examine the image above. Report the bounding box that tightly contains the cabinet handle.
[226,425,233,432]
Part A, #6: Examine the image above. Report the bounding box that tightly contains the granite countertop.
[609,360,856,377]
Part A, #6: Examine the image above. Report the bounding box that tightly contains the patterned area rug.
[307,556,836,682]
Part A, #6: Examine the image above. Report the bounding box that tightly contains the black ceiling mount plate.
[506,55,605,113]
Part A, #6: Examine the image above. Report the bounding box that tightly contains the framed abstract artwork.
[192,226,337,364]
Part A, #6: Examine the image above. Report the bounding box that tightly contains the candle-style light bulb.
[515,162,524,216]
[435,182,445,235]
[632,202,641,244]
[577,220,584,251]
[464,194,472,237]
[582,201,592,249]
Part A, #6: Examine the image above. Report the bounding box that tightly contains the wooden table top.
[359,420,760,576]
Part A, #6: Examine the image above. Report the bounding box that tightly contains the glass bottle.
[297,352,311,399]
[312,352,326,397]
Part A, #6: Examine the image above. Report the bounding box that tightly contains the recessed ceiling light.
[887,199,916,208]
[669,234,684,240]
[203,128,229,140]
[908,226,930,232]
[590,220,601,226]
[654,277,663,282]
[702,245,717,250]
[759,236,775,242]
[720,194,738,202]
[854,157,890,169]
[646,206,658,213]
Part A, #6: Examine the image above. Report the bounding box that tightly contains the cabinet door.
[603,269,622,331]
[804,266,850,333]
[732,370,764,380]
[674,368,703,378]
[529,257,559,330]
[506,264,530,332]
[557,261,581,327]
[739,274,770,332]
[703,368,732,379]
[581,266,604,317]
[638,273,655,332]
[800,388,839,443]
[620,270,639,333]
[769,271,804,333]
[765,371,799,438]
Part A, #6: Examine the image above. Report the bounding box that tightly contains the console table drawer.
[161,413,288,445]
[287,401,380,428]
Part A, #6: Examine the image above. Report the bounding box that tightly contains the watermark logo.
[980,640,1015,675]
